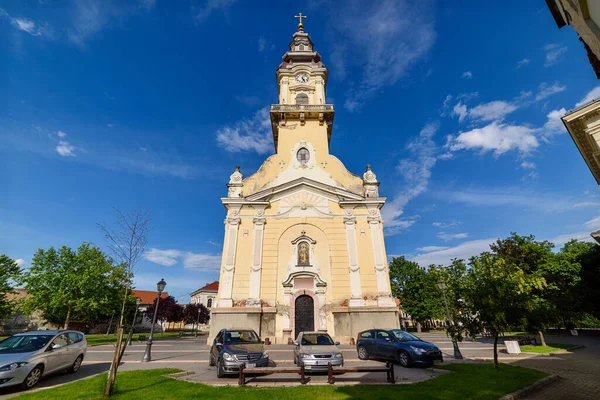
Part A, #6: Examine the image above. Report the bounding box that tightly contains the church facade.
[209,17,399,344]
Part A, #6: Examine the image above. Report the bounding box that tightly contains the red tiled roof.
[198,281,219,292]
[132,289,169,304]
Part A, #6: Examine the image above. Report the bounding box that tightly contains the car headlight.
[222,352,235,362]
[0,362,27,372]
[410,346,426,355]
[298,353,309,359]
[334,353,343,358]
[262,352,269,358]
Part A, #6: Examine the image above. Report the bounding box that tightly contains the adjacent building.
[190,281,218,309]
[546,0,600,78]
[131,289,169,331]
[209,16,399,344]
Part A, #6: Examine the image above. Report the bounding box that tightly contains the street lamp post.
[127,298,142,346]
[195,307,201,337]
[437,279,463,360]
[142,278,166,362]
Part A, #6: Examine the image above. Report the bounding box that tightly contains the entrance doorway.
[294,295,314,339]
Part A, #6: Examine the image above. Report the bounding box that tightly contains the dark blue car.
[356,329,443,367]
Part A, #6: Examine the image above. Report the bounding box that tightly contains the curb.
[168,370,196,379]
[499,374,560,400]
[521,345,585,356]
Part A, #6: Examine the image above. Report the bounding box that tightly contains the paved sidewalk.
[514,335,600,400]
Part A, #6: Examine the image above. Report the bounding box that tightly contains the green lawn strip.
[17,364,547,400]
[520,343,574,353]
[85,332,181,346]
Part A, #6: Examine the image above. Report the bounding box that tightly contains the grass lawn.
[520,343,573,353]
[17,364,547,400]
[85,332,181,346]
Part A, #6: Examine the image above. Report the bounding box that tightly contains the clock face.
[295,74,309,83]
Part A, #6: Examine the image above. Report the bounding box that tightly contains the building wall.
[553,0,600,64]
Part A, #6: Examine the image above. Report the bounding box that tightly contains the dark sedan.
[356,329,443,367]
[209,329,269,378]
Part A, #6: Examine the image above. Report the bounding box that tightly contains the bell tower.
[270,14,335,156]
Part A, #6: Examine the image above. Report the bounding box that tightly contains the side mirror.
[292,341,299,346]
[215,342,222,347]
[52,343,63,350]
[334,341,340,346]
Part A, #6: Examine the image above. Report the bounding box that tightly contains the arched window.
[295,93,309,105]
[298,242,310,265]
[207,298,213,308]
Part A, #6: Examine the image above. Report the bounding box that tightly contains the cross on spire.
[294,12,307,31]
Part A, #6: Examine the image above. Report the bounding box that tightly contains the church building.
[209,15,399,344]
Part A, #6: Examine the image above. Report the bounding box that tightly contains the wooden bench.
[238,364,307,385]
[326,361,395,384]
[238,362,395,386]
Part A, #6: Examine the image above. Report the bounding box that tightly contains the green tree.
[0,255,21,320]
[18,244,129,329]
[389,256,443,331]
[464,251,545,369]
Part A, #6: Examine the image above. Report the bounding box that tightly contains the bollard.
[327,362,334,384]
[238,363,245,386]
[300,363,306,384]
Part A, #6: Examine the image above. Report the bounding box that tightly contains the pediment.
[245,177,364,203]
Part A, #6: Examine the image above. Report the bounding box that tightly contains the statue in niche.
[298,242,310,265]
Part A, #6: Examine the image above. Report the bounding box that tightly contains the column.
[217,212,241,308]
[368,208,396,307]
[344,210,364,307]
[247,209,266,307]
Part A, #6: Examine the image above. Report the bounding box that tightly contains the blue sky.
[1,0,599,303]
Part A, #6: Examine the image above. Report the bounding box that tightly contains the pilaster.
[367,206,395,307]
[343,208,364,307]
[247,205,267,307]
[217,209,241,308]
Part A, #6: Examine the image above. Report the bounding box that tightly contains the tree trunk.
[493,332,499,370]
[63,305,71,330]
[105,281,130,395]
[538,330,547,347]
[416,322,422,333]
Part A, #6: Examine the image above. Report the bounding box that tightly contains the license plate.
[246,363,255,368]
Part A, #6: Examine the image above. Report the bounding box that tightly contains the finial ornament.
[295,12,307,31]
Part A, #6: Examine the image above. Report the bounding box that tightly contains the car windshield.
[301,334,334,346]
[390,330,420,341]
[224,330,260,344]
[0,335,54,353]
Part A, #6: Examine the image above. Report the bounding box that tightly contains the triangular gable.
[244,177,364,203]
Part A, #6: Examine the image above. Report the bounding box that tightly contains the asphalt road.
[0,332,558,397]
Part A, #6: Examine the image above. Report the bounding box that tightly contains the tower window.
[299,44,305,51]
[296,93,309,105]
[297,148,310,165]
[207,298,213,308]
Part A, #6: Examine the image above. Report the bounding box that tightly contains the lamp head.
[157,278,167,293]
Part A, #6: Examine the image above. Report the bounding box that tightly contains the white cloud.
[432,221,461,228]
[575,85,600,107]
[437,232,469,241]
[415,246,449,252]
[325,0,436,111]
[57,131,67,138]
[573,202,600,208]
[521,161,535,169]
[15,258,26,267]
[584,216,600,230]
[535,82,566,102]
[461,71,473,79]
[216,107,273,154]
[56,141,76,157]
[543,108,566,135]
[452,102,467,122]
[446,121,539,156]
[382,122,439,234]
[193,0,238,23]
[0,9,53,37]
[548,231,597,247]
[516,58,530,68]
[411,238,497,267]
[144,248,221,271]
[544,43,567,67]
[468,101,518,122]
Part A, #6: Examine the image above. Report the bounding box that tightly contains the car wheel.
[216,358,225,378]
[357,345,369,360]
[68,355,83,374]
[209,354,215,366]
[22,365,43,390]
[397,350,411,368]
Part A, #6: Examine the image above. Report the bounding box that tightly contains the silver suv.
[209,329,269,378]
[0,330,87,390]
[293,331,344,370]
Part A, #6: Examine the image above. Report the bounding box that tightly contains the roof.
[132,289,169,304]
[191,281,219,296]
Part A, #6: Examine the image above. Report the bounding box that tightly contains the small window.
[207,298,213,308]
[297,148,310,165]
[68,332,83,344]
[295,93,309,105]
[53,334,69,347]
[376,331,392,341]
[299,44,305,51]
[360,331,374,339]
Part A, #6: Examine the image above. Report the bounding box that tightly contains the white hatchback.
[0,330,87,390]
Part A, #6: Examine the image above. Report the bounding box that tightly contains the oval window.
[297,148,310,165]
